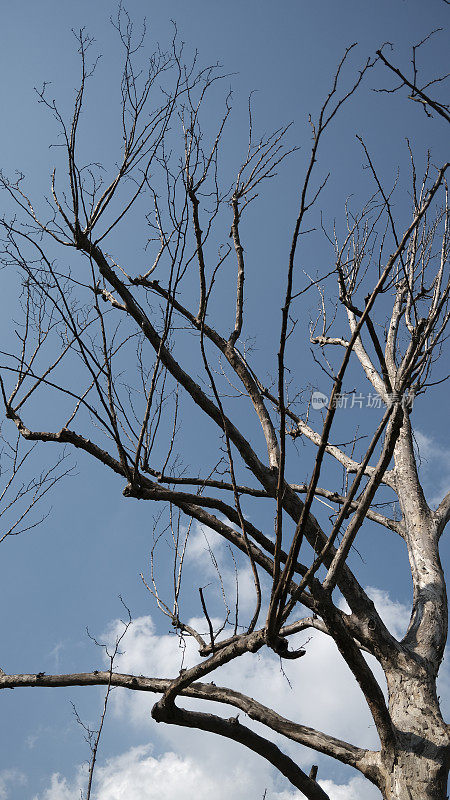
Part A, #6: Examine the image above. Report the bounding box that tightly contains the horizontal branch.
[144,469,269,497]
[0,670,380,779]
[310,336,350,347]
[199,614,372,658]
[123,483,315,594]
[4,408,394,655]
[124,481,270,537]
[148,473,400,532]
[280,616,372,655]
[3,409,319,613]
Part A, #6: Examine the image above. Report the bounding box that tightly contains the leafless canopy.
[0,12,449,800]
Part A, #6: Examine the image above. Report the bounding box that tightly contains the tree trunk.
[374,418,450,799]
[379,668,450,799]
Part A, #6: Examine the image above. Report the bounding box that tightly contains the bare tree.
[0,11,449,799]
[376,30,450,124]
[0,429,70,545]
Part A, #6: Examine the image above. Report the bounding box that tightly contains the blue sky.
[0,2,449,799]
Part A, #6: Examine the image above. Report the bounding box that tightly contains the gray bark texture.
[374,422,450,799]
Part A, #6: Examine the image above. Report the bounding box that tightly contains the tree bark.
[380,667,449,799]
[376,416,450,799]
[394,419,448,667]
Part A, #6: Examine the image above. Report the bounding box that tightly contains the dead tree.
[0,13,449,800]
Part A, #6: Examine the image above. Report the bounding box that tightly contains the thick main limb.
[0,669,380,780]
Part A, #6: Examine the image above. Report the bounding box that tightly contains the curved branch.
[436,491,450,537]
[152,704,331,800]
[142,472,401,532]
[82,237,276,480]
[4,405,398,660]
[0,670,380,782]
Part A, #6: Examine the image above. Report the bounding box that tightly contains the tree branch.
[0,670,380,782]
[436,491,450,537]
[377,49,450,125]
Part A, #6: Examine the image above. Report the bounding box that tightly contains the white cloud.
[33,745,294,800]
[106,578,413,756]
[94,746,260,800]
[105,614,193,677]
[48,641,65,671]
[340,587,410,642]
[104,610,380,754]
[33,747,388,800]
[414,430,450,508]
[35,586,447,800]
[365,588,410,640]
[0,770,27,800]
[184,519,268,620]
[185,520,227,563]
[318,776,381,799]
[33,773,75,800]
[271,776,382,799]
[35,746,385,800]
